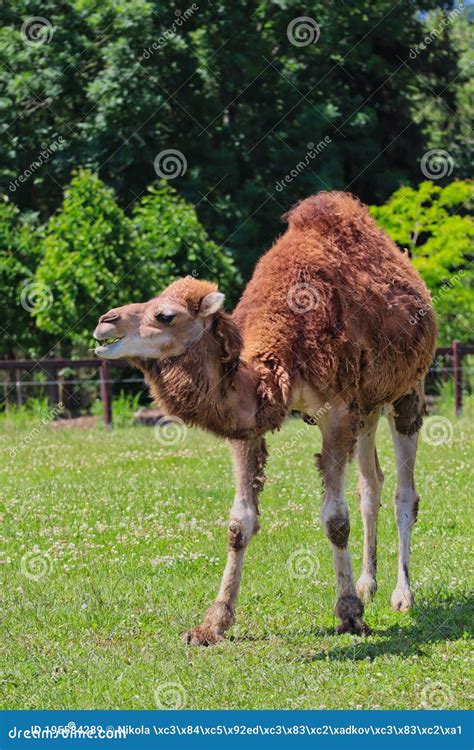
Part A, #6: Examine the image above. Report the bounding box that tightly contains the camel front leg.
[183,437,267,646]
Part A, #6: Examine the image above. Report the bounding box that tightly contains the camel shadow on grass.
[229,625,336,644]
[303,592,473,662]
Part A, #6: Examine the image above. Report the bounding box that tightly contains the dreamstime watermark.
[142,5,199,58]
[154,681,187,709]
[287,17,320,47]
[303,402,332,426]
[153,149,187,179]
[420,149,454,180]
[20,281,54,313]
[279,410,333,535]
[409,3,464,59]
[9,403,64,459]
[287,548,320,579]
[154,416,188,446]
[20,548,53,580]
[21,17,54,46]
[275,138,332,192]
[273,404,331,459]
[287,282,320,314]
[420,681,454,709]
[420,415,454,446]
[409,269,465,326]
[9,137,65,193]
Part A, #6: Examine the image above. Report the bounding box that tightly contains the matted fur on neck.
[131,313,262,439]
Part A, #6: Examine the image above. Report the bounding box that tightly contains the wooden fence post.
[452,340,462,417]
[44,365,59,407]
[15,369,23,406]
[99,360,112,429]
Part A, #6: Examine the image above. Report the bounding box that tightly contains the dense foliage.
[35,170,140,345]
[1,0,472,276]
[371,180,474,344]
[0,1,472,357]
[34,170,240,347]
[132,183,241,302]
[0,198,51,355]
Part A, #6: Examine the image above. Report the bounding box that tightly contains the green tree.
[132,183,241,304]
[370,180,474,344]
[1,0,462,278]
[0,197,49,356]
[0,0,100,213]
[35,169,140,347]
[413,4,473,179]
[34,170,241,347]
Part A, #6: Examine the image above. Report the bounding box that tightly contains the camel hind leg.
[317,405,371,635]
[356,410,383,603]
[388,385,423,612]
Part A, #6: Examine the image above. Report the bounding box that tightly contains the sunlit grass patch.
[0,405,472,709]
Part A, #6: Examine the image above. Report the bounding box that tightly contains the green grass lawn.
[1,407,472,710]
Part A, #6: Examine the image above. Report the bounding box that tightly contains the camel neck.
[137,336,258,439]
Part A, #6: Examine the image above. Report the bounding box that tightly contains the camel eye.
[155,312,176,325]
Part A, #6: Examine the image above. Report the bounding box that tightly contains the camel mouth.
[94,336,125,358]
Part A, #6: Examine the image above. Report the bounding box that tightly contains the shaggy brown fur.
[233,191,436,428]
[138,315,253,440]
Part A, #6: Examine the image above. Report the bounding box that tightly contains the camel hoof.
[356,574,377,603]
[391,587,414,612]
[182,627,224,646]
[337,618,372,636]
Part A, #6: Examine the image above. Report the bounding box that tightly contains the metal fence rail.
[0,342,473,428]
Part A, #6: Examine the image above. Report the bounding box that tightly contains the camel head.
[93,277,225,360]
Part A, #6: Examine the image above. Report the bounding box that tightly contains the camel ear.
[199,291,225,317]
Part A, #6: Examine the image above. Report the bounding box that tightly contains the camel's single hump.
[233,192,437,409]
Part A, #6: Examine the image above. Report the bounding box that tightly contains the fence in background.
[0,358,126,429]
[433,341,473,416]
[0,342,473,428]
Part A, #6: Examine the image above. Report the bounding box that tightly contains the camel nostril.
[100,313,120,323]
[93,321,123,341]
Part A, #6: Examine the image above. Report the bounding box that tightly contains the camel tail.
[283,191,374,236]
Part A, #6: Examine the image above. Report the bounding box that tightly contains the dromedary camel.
[93,192,437,644]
